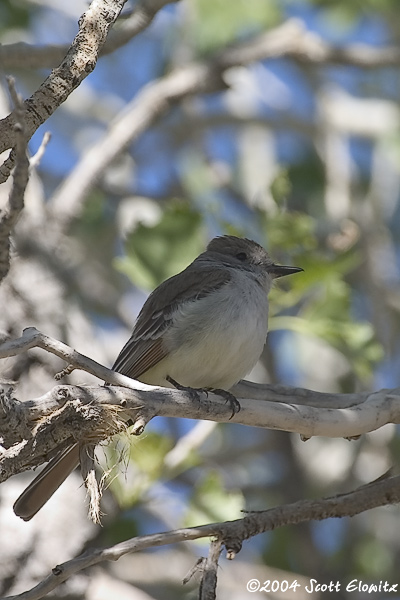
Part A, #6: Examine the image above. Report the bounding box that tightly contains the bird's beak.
[268,264,304,279]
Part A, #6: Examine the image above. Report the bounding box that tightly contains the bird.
[13,235,303,520]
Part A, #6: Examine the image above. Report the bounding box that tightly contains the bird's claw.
[211,388,241,419]
[166,376,240,419]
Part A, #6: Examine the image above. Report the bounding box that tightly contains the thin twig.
[199,538,222,600]
[0,327,155,391]
[182,558,206,585]
[80,443,102,524]
[29,131,52,169]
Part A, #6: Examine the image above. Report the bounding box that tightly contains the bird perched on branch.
[13,235,303,520]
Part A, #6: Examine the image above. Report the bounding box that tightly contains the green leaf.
[190,0,281,52]
[0,0,32,33]
[259,209,317,255]
[115,201,205,289]
[270,169,292,207]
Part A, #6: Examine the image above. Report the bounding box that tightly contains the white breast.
[147,270,270,390]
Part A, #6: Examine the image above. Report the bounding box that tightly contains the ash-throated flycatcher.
[13,235,302,520]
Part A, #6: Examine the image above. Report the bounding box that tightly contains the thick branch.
[4,474,400,600]
[0,78,29,282]
[2,379,400,466]
[1,328,400,484]
[1,376,400,486]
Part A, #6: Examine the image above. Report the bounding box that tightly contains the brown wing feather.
[113,262,231,379]
[112,337,167,380]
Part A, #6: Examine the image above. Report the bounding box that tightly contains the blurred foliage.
[262,525,294,572]
[101,513,139,546]
[116,201,205,289]
[354,534,394,577]
[260,178,383,381]
[309,0,400,25]
[107,431,175,508]
[72,190,117,264]
[0,0,31,34]
[190,0,281,52]
[184,471,244,526]
[270,169,294,209]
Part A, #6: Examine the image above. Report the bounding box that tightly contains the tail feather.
[13,444,80,521]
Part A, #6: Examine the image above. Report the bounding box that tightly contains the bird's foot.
[166,376,202,403]
[166,376,240,420]
[209,388,241,419]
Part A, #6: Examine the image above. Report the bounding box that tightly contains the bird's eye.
[236,252,247,261]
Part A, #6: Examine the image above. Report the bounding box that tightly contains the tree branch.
[0,326,154,391]
[48,62,227,223]
[216,18,400,69]
[29,131,52,169]
[2,17,399,211]
[2,15,400,73]
[1,327,400,487]
[2,377,400,474]
[0,78,29,282]
[48,18,400,224]
[199,538,222,600]
[0,0,127,180]
[0,0,180,70]
[3,474,400,600]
